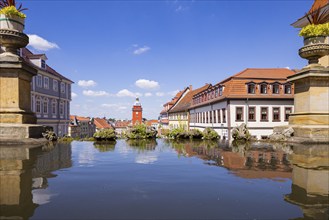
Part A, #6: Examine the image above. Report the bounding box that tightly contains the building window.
[247,84,255,94]
[236,107,243,121]
[36,75,42,87]
[217,109,221,123]
[272,84,280,94]
[60,102,64,116]
[285,107,292,121]
[44,77,49,89]
[284,84,292,94]
[215,89,218,97]
[260,84,267,94]
[52,101,57,115]
[219,87,223,96]
[261,107,268,121]
[60,82,65,93]
[43,98,48,114]
[222,109,226,123]
[36,98,41,113]
[248,107,256,121]
[41,59,46,69]
[53,80,58,91]
[273,107,280,121]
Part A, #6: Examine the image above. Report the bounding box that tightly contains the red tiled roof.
[94,118,112,129]
[191,68,295,108]
[169,84,210,113]
[115,120,130,128]
[145,120,158,126]
[160,89,188,114]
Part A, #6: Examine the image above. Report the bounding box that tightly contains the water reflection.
[285,144,329,219]
[93,141,116,152]
[170,139,293,180]
[126,139,157,151]
[0,143,72,220]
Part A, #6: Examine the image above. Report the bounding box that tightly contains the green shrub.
[125,124,157,139]
[58,136,74,143]
[202,128,219,140]
[167,127,190,139]
[189,129,203,139]
[93,129,116,141]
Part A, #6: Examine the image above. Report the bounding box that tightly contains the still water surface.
[0,139,328,219]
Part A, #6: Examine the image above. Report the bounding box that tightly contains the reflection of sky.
[72,143,98,167]
[32,189,57,205]
[135,153,158,164]
[116,143,132,158]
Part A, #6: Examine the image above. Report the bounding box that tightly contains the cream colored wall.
[168,112,188,130]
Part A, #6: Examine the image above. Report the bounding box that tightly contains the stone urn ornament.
[298,7,329,68]
[0,0,28,55]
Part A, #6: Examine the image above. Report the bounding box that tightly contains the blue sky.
[23,0,313,120]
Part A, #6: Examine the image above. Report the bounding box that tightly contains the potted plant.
[299,7,329,44]
[0,0,27,32]
[298,7,329,65]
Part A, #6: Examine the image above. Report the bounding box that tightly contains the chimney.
[189,85,193,90]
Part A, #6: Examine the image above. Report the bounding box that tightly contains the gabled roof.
[169,84,210,113]
[94,118,113,129]
[160,88,187,114]
[309,0,329,13]
[192,68,295,108]
[21,48,73,83]
[145,120,159,126]
[115,120,131,128]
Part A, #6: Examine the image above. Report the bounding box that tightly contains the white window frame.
[53,79,58,91]
[52,100,57,116]
[44,77,49,89]
[43,98,48,114]
[36,75,42,87]
[36,97,41,114]
[60,82,65,93]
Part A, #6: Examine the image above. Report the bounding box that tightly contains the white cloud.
[82,90,109,97]
[78,80,97,87]
[102,104,128,110]
[135,79,159,89]
[156,92,165,97]
[144,93,153,97]
[71,92,78,98]
[27,34,59,51]
[175,5,188,12]
[133,46,151,55]
[168,90,180,96]
[116,89,142,98]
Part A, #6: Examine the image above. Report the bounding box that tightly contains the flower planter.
[303,36,327,46]
[0,14,25,32]
[299,35,329,65]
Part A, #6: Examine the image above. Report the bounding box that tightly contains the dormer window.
[284,84,292,94]
[247,83,255,94]
[219,87,223,96]
[41,60,46,69]
[272,83,280,94]
[260,83,267,94]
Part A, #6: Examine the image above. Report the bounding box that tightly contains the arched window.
[247,83,255,94]
[43,98,48,114]
[272,83,280,94]
[284,84,292,94]
[36,97,41,113]
[260,83,268,94]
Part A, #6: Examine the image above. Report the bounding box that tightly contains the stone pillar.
[0,21,46,141]
[0,30,37,124]
[287,67,329,142]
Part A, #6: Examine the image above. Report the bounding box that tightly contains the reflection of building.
[22,48,73,136]
[132,98,143,125]
[0,144,72,219]
[189,68,295,140]
[173,141,292,180]
[69,115,96,138]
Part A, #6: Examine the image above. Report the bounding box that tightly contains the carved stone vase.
[0,14,25,32]
[299,35,329,66]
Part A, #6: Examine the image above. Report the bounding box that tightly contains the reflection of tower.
[132,97,143,125]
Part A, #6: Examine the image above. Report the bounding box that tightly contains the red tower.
[132,97,143,125]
